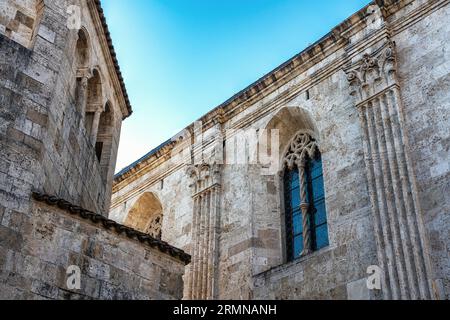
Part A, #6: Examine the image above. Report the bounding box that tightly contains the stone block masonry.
[0,0,193,301]
[0,193,189,300]
[111,0,450,300]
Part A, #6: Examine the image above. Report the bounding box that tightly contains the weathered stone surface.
[110,0,450,300]
[1,0,448,301]
[0,0,187,301]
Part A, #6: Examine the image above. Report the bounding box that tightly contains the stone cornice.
[112,0,441,193]
[88,0,132,120]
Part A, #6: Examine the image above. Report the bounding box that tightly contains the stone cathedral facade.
[111,0,450,300]
[0,0,189,300]
[0,0,448,301]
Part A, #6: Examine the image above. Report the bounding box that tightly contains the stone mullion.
[297,161,312,256]
[379,93,420,299]
[365,103,401,299]
[371,98,410,299]
[388,88,432,299]
[358,104,392,299]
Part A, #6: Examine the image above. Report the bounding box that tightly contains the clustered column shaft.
[358,87,431,299]
[186,164,221,300]
[346,39,433,300]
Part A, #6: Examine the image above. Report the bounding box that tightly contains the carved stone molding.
[345,39,397,106]
[283,132,319,170]
[186,163,221,196]
[144,213,163,240]
[345,38,434,300]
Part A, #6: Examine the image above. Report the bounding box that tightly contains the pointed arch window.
[124,192,163,239]
[283,132,329,261]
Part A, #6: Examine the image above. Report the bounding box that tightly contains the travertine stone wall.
[0,0,44,49]
[396,0,450,298]
[111,0,449,300]
[0,0,128,220]
[0,0,190,301]
[0,200,186,300]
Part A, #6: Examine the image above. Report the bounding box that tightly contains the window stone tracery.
[282,132,327,259]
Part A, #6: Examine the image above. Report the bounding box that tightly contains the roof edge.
[32,192,191,265]
[112,1,375,184]
[91,0,133,119]
[112,0,414,186]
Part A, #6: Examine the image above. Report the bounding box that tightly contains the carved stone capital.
[344,39,397,105]
[186,163,222,195]
[283,132,318,170]
[76,67,91,81]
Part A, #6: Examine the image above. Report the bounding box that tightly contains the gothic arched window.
[283,132,329,261]
[124,192,163,239]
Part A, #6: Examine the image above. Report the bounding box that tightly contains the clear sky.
[101,0,371,173]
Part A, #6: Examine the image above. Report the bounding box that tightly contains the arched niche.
[263,106,319,167]
[0,0,44,48]
[124,192,164,239]
[75,28,90,70]
[259,105,322,265]
[85,68,103,136]
[95,101,114,179]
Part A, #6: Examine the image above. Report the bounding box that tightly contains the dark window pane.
[294,235,303,259]
[293,213,303,236]
[95,142,103,161]
[312,176,325,200]
[291,170,299,188]
[291,187,300,208]
[310,157,323,178]
[315,224,329,250]
[314,200,327,226]
[306,153,330,253]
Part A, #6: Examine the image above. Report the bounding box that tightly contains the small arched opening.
[85,68,103,138]
[95,101,114,179]
[124,192,164,239]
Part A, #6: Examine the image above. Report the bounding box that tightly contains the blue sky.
[101,0,370,172]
